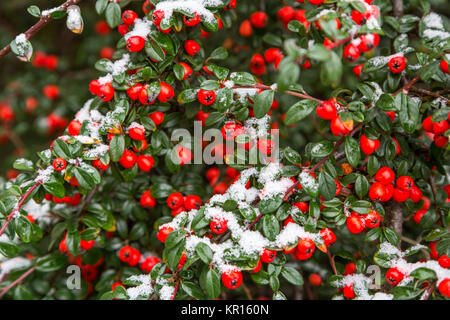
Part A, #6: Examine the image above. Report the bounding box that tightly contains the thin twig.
[233,83,323,103]
[326,249,338,275]
[0,266,36,298]
[0,180,41,237]
[0,0,83,60]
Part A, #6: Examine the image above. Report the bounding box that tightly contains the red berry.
[183,13,201,26]
[438,255,450,269]
[438,278,450,297]
[157,226,173,243]
[152,10,165,25]
[43,85,59,100]
[294,202,309,213]
[388,56,406,73]
[53,157,67,171]
[129,126,145,140]
[432,120,450,135]
[353,64,364,78]
[184,195,202,210]
[257,138,275,155]
[375,167,395,185]
[260,248,277,263]
[308,0,324,5]
[251,260,262,273]
[118,246,134,263]
[239,20,253,37]
[309,273,322,286]
[140,256,161,273]
[118,24,129,36]
[137,155,154,172]
[396,176,414,191]
[369,182,386,201]
[149,111,164,126]
[364,210,381,228]
[210,217,227,234]
[184,40,200,56]
[178,62,193,80]
[351,10,367,25]
[98,83,115,102]
[360,134,380,155]
[264,48,283,63]
[68,120,82,136]
[250,53,266,75]
[158,82,174,102]
[386,267,404,286]
[93,159,109,171]
[330,116,353,136]
[297,238,315,255]
[440,60,449,74]
[344,262,356,275]
[119,149,137,168]
[127,83,143,100]
[89,79,101,95]
[343,43,360,62]
[357,33,379,52]
[250,12,268,28]
[122,10,138,25]
[409,186,423,203]
[126,36,146,52]
[393,188,410,202]
[222,269,243,289]
[320,228,336,246]
[140,190,156,208]
[80,239,95,251]
[343,283,356,299]
[346,213,365,233]
[197,89,216,106]
[316,101,337,120]
[167,192,184,209]
[176,145,193,165]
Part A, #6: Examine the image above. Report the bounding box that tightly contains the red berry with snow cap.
[210,217,227,234]
[222,269,243,289]
[260,248,277,263]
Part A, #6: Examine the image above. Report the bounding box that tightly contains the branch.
[170,276,180,300]
[233,83,324,103]
[0,0,83,61]
[393,73,420,96]
[0,180,41,237]
[326,249,338,275]
[309,123,364,172]
[0,266,36,298]
[392,0,403,18]
[409,86,450,104]
[385,201,403,249]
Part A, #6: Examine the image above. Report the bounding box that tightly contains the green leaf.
[259,195,283,214]
[284,100,317,125]
[13,158,34,171]
[205,269,221,299]
[109,135,125,162]
[253,90,274,119]
[299,172,319,197]
[281,267,304,285]
[53,139,71,159]
[307,44,331,61]
[129,222,147,241]
[345,136,360,168]
[410,267,436,280]
[383,227,399,246]
[0,241,19,257]
[66,231,80,256]
[73,167,95,190]
[311,141,333,158]
[355,175,369,198]
[182,281,206,300]
[204,112,225,126]
[398,93,420,134]
[319,171,336,201]
[209,47,228,60]
[263,214,280,241]
[392,286,422,300]
[195,242,213,264]
[95,0,108,14]
[105,2,121,28]
[27,5,40,18]
[36,253,66,272]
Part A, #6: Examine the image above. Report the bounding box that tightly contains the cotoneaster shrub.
[0,0,449,301]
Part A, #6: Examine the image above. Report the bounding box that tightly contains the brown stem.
[326,249,338,275]
[170,276,180,300]
[393,73,420,96]
[241,282,253,300]
[233,83,323,103]
[0,0,83,60]
[392,0,403,18]
[0,180,41,237]
[421,283,435,300]
[309,123,364,172]
[0,266,36,298]
[409,87,450,104]
[384,201,403,249]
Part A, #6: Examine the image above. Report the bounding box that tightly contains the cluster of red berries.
[343,33,380,62]
[118,245,163,273]
[205,167,239,195]
[249,48,284,75]
[46,113,68,134]
[69,254,104,283]
[89,79,114,102]
[126,81,174,105]
[422,114,450,148]
[315,98,354,136]
[346,209,381,234]
[167,192,202,216]
[44,192,81,206]
[32,51,58,71]
[59,233,95,255]
[429,241,450,269]
[42,84,60,100]
[369,167,422,204]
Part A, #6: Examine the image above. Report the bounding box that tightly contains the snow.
[126,274,154,300]
[124,18,152,41]
[154,0,223,24]
[0,257,31,278]
[35,165,54,183]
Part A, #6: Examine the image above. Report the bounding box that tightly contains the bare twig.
[0,266,36,298]
[0,0,83,60]
[0,180,41,237]
[233,83,324,103]
[326,249,338,275]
